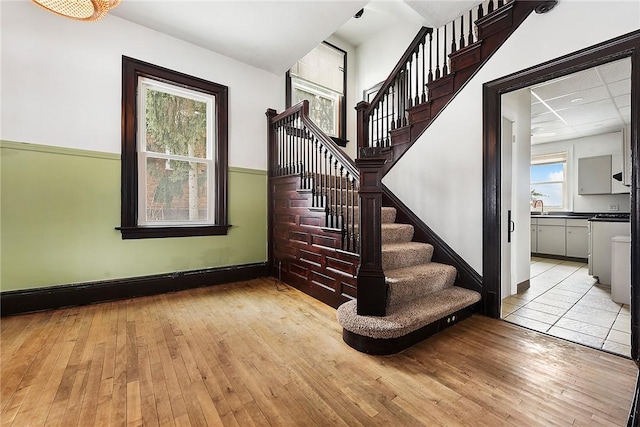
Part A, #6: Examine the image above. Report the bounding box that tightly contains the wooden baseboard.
[342,306,475,355]
[532,253,587,263]
[517,279,530,293]
[1,262,268,317]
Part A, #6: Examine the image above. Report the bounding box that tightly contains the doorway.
[498,59,632,356]
[482,32,640,362]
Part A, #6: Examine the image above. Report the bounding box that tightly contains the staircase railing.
[267,101,360,253]
[357,0,514,150]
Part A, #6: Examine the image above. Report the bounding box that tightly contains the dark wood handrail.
[269,100,358,179]
[363,27,433,118]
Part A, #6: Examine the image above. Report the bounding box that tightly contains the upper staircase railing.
[267,101,360,253]
[357,0,514,150]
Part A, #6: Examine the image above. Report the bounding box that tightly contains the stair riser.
[381,225,414,244]
[386,268,457,308]
[382,246,433,270]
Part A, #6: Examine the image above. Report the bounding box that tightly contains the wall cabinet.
[578,155,611,195]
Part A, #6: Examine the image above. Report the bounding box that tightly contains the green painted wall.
[0,141,267,292]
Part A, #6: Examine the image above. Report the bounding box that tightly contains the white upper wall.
[0,2,284,170]
[355,21,423,102]
[383,1,640,274]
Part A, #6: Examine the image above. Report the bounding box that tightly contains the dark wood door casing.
[482,30,640,362]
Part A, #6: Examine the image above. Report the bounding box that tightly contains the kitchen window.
[119,56,229,239]
[530,152,567,210]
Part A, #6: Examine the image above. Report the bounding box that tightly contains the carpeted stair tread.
[386,263,457,307]
[336,286,481,339]
[381,223,415,243]
[348,206,397,224]
[382,242,433,270]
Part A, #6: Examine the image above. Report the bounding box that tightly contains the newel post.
[355,147,387,316]
[266,108,277,173]
[355,101,370,150]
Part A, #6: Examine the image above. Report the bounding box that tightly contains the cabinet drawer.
[536,218,565,226]
[566,219,588,228]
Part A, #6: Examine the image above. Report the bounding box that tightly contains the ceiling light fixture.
[31,0,121,21]
[570,97,584,103]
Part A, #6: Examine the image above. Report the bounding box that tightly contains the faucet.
[533,199,544,215]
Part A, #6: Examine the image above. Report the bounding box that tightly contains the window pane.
[145,157,208,222]
[293,86,337,137]
[530,183,563,208]
[145,87,208,159]
[530,162,564,183]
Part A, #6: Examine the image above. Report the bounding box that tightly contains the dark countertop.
[531,214,592,220]
[588,216,630,223]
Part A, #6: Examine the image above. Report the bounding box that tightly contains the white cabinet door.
[578,155,612,195]
[566,226,588,258]
[537,225,566,256]
[531,225,537,253]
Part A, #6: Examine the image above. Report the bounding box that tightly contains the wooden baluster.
[332,158,338,228]
[391,80,396,130]
[385,93,390,146]
[478,2,484,19]
[443,24,448,76]
[401,71,407,127]
[435,28,440,79]
[488,0,494,14]
[459,15,465,49]
[421,39,427,103]
[339,165,344,231]
[414,48,420,106]
[322,147,328,208]
[294,114,299,175]
[314,139,320,206]
[351,175,356,251]
[280,120,285,174]
[428,32,433,83]
[468,10,474,45]
[377,104,381,147]
[451,19,457,54]
[407,56,413,108]
[498,0,504,8]
[328,154,334,227]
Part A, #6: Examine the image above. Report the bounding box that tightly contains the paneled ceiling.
[530,57,631,144]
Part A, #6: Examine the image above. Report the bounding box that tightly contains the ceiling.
[530,57,631,145]
[110,1,479,74]
[110,1,368,75]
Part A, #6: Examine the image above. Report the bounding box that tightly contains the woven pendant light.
[31,0,121,22]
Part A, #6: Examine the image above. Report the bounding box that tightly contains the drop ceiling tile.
[531,112,559,125]
[531,103,547,116]
[619,106,631,123]
[558,100,618,125]
[598,58,631,84]
[572,118,625,134]
[532,69,602,101]
[614,94,631,108]
[607,79,631,97]
[544,86,609,112]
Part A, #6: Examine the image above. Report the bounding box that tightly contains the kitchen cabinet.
[536,218,566,256]
[566,219,588,258]
[611,153,630,194]
[531,219,537,253]
[578,155,611,195]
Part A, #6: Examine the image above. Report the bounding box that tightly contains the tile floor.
[502,256,631,357]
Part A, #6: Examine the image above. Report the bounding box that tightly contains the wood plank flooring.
[1,278,637,426]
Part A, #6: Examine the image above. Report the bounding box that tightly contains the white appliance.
[588,215,630,286]
[611,235,631,305]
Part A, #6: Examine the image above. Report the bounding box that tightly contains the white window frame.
[137,77,216,227]
[530,152,568,211]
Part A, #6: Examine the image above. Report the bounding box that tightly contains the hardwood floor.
[1,278,636,426]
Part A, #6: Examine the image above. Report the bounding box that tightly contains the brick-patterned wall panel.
[270,175,359,308]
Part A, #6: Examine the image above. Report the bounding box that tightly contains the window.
[530,152,567,210]
[286,42,347,146]
[119,57,229,239]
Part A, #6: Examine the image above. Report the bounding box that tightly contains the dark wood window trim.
[286,41,348,147]
[119,56,230,239]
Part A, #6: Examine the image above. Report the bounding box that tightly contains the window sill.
[331,137,349,147]
[116,225,231,239]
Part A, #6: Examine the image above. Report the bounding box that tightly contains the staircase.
[337,207,481,354]
[267,0,557,355]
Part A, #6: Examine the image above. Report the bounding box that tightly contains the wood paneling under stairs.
[1,278,636,426]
